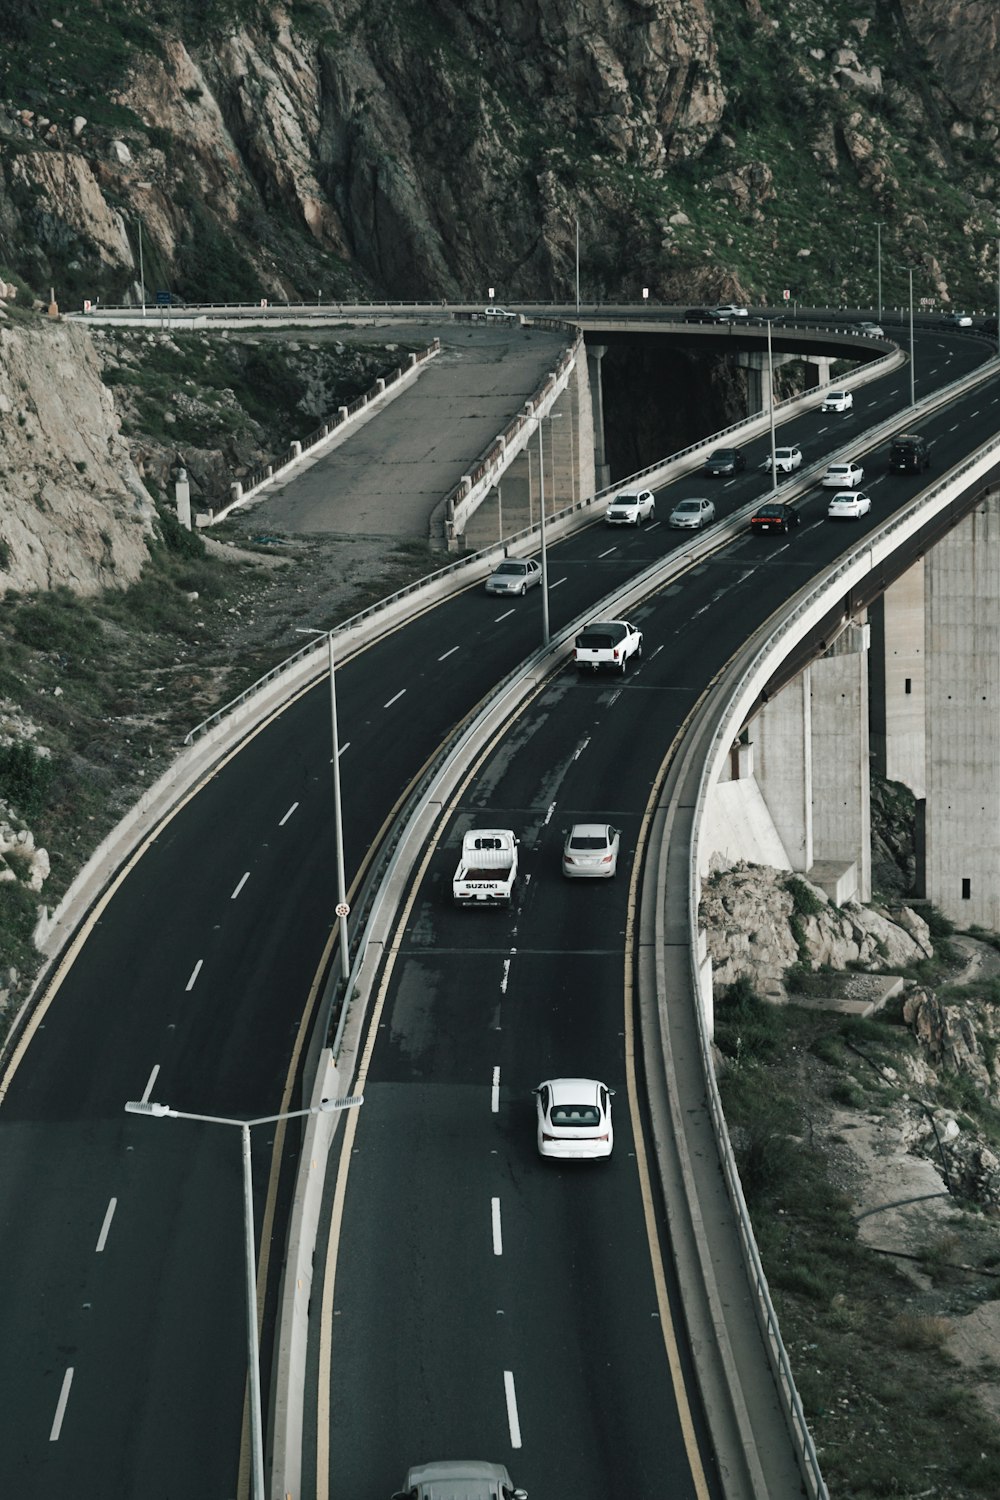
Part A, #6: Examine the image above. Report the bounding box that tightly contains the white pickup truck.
[452,829,519,906]
[573,619,643,674]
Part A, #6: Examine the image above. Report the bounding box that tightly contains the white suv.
[605,489,655,525]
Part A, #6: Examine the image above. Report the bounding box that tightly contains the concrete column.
[742,355,767,418]
[803,355,832,389]
[174,467,191,530]
[924,490,1000,928]
[869,561,926,798]
[568,356,597,504]
[752,668,813,872]
[809,621,871,902]
[586,343,610,491]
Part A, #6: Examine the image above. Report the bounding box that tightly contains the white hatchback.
[534,1078,615,1160]
[822,389,853,412]
[822,461,864,488]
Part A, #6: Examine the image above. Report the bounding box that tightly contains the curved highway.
[0,323,995,1499]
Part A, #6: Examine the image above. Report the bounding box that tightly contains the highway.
[0,321,995,1500]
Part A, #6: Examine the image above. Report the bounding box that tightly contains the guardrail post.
[339,406,348,422]
[230,480,243,505]
[291,441,302,460]
[376,378,386,394]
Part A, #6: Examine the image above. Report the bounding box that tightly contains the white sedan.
[605,489,656,525]
[484,558,542,595]
[821,389,853,412]
[822,461,864,488]
[534,1078,615,1160]
[562,823,620,879]
[762,445,803,474]
[827,490,872,520]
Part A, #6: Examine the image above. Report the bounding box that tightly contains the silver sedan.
[484,558,542,596]
[562,823,620,878]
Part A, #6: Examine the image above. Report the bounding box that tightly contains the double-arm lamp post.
[124,1091,364,1500]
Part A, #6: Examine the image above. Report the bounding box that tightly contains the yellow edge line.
[314,672,555,1500]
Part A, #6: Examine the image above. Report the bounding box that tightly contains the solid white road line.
[185,959,203,993]
[438,645,460,661]
[279,802,298,826]
[503,1370,522,1448]
[140,1064,159,1102]
[549,576,566,588]
[95,1198,117,1253]
[491,1197,503,1255]
[598,545,617,558]
[49,1368,73,1441]
[383,689,406,708]
[491,1067,500,1114]
[500,958,512,994]
[494,609,515,622]
[231,872,249,900]
[543,802,556,825]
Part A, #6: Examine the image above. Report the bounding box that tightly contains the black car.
[750,502,800,535]
[704,447,746,476]
[684,307,714,323]
[889,433,931,473]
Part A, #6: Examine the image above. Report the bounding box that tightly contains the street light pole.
[908,267,915,408]
[138,217,145,318]
[124,1093,364,1500]
[295,629,350,980]
[875,221,886,324]
[575,216,580,315]
[537,417,550,648]
[766,316,778,495]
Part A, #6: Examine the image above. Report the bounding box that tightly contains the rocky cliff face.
[0,1,997,311]
[0,317,154,595]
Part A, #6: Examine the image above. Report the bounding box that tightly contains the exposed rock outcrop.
[0,320,155,596]
[701,862,932,998]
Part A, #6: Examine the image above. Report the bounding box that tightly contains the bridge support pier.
[924,489,1000,927]
[587,343,611,491]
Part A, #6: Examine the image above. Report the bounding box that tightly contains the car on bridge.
[392,1460,527,1500]
[889,432,931,472]
[822,460,864,488]
[562,823,620,879]
[703,446,746,475]
[827,490,872,521]
[762,445,803,475]
[684,306,715,323]
[856,320,885,337]
[485,558,542,596]
[710,304,749,322]
[574,620,643,673]
[821,389,854,412]
[668,497,716,530]
[605,488,656,525]
[939,311,973,328]
[750,502,800,535]
[534,1077,615,1160]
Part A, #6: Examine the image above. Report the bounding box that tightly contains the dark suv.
[889,433,931,473]
[684,307,714,323]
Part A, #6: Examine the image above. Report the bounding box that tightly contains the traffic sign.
[155,289,171,305]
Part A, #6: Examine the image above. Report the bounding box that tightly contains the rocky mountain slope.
[1,0,998,312]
